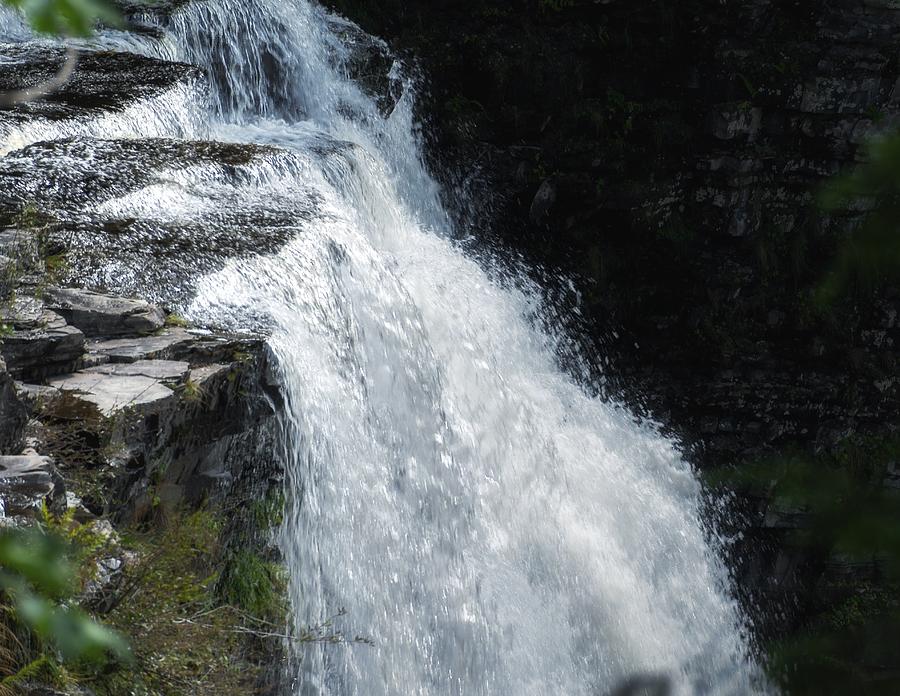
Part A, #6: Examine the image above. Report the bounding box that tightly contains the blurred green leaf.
[0,527,131,666]
[2,0,121,36]
[0,527,73,598]
[817,133,900,306]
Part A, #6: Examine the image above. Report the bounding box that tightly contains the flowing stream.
[1,1,764,693]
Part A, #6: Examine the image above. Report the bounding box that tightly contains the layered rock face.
[1,279,278,522]
[0,47,284,522]
[0,42,290,691]
[326,0,899,637]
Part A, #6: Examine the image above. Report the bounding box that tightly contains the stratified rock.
[0,44,202,144]
[0,454,60,516]
[0,300,85,378]
[13,380,60,412]
[45,286,165,337]
[0,137,308,308]
[84,359,190,383]
[87,328,195,363]
[48,370,175,417]
[0,356,26,453]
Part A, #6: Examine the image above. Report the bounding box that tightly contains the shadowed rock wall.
[326,0,900,643]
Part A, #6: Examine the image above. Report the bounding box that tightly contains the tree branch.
[0,46,78,108]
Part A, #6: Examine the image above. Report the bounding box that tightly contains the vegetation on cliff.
[0,507,286,695]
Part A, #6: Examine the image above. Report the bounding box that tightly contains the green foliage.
[1,0,120,37]
[180,377,204,404]
[216,550,285,622]
[767,598,900,696]
[708,439,900,567]
[816,133,900,306]
[99,509,284,694]
[164,313,189,328]
[0,526,130,668]
[250,489,286,531]
[707,436,900,693]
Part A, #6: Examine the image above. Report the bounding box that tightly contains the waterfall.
[1,1,764,693]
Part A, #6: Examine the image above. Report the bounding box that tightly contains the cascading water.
[0,1,765,693]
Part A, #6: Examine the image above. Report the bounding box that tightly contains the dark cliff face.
[327,0,900,650]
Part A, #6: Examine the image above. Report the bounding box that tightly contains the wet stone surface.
[0,44,201,124]
[0,137,315,307]
[0,453,61,516]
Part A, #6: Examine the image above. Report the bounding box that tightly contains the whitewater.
[0,1,765,694]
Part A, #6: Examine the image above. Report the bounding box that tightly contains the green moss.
[164,313,190,328]
[216,550,286,623]
[250,489,286,532]
[709,436,900,693]
[95,510,277,695]
[13,203,56,230]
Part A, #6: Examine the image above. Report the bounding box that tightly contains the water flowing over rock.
[0,137,314,306]
[0,1,766,694]
[0,44,203,154]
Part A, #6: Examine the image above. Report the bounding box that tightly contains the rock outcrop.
[0,453,60,517]
[1,296,85,379]
[0,281,279,520]
[45,287,166,337]
[0,33,294,696]
[0,356,26,452]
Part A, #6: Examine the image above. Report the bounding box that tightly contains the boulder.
[45,286,165,337]
[0,301,85,378]
[0,454,61,516]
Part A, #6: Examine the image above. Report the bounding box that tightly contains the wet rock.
[529,179,557,225]
[0,303,85,378]
[0,137,307,307]
[763,502,812,530]
[800,76,885,114]
[711,105,763,141]
[0,454,62,516]
[0,44,201,132]
[0,228,38,280]
[326,15,402,116]
[45,286,165,337]
[112,0,190,35]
